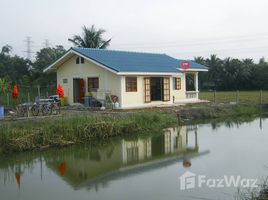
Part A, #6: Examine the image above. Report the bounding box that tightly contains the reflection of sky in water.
[0,117,268,200]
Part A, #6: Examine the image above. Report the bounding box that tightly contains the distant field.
[199,91,268,104]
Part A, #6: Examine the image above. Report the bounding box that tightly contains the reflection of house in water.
[45,125,204,190]
[122,138,152,164]
[122,125,198,165]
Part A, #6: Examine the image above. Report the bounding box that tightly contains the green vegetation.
[177,104,260,122]
[0,112,177,154]
[0,45,66,106]
[199,91,268,104]
[0,103,265,155]
[235,179,268,200]
[196,55,268,90]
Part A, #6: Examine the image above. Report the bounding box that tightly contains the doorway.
[144,77,170,103]
[150,77,163,101]
[73,78,85,103]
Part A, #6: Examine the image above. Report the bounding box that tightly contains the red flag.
[12,85,18,99]
[56,85,64,98]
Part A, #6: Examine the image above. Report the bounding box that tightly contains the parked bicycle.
[31,95,61,116]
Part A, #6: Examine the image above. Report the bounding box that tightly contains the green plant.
[60,97,68,106]
[0,78,10,95]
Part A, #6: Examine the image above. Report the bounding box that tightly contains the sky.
[0,0,268,61]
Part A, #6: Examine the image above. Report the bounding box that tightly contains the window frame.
[125,77,137,92]
[88,77,99,92]
[174,77,181,90]
[76,57,80,64]
[81,57,85,64]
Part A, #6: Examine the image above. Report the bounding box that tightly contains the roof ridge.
[72,47,166,56]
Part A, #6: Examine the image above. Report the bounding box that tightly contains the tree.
[0,78,11,94]
[1,45,12,55]
[205,54,223,89]
[34,45,66,72]
[32,46,66,85]
[68,25,111,49]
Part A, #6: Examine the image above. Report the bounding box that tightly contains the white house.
[44,48,207,109]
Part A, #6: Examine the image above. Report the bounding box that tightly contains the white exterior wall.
[120,74,187,109]
[57,55,121,104]
[171,73,187,103]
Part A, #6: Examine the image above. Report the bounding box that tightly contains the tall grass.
[0,112,177,154]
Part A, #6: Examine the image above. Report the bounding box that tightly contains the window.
[81,57,84,64]
[75,57,85,64]
[76,57,80,64]
[63,78,68,84]
[174,77,181,90]
[88,77,99,91]
[126,77,137,92]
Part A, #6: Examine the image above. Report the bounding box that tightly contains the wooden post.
[27,92,30,118]
[7,93,10,106]
[214,90,216,103]
[260,90,263,105]
[236,90,239,104]
[37,85,41,99]
[27,92,30,103]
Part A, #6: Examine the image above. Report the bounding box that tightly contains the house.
[44,48,207,109]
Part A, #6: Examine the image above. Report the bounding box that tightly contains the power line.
[23,36,34,60]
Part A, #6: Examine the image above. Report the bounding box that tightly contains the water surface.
[1,117,268,200]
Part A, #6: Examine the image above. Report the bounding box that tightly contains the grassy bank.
[200,91,268,104]
[0,103,264,155]
[0,112,177,154]
[177,104,261,121]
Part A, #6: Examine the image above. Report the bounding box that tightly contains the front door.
[79,79,85,103]
[151,77,163,101]
[144,77,170,103]
[73,78,85,103]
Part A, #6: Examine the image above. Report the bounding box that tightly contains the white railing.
[186,91,199,99]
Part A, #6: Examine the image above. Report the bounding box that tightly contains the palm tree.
[68,25,111,49]
[206,54,223,89]
[1,45,12,55]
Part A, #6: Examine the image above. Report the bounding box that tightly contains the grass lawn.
[199,91,268,104]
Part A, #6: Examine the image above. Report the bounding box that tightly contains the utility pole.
[43,39,50,48]
[24,36,34,60]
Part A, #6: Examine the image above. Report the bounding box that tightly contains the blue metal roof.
[72,47,207,73]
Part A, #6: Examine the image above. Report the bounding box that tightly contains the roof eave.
[43,48,118,74]
[177,68,208,72]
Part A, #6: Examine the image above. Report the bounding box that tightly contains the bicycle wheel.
[17,105,26,117]
[51,103,60,115]
[42,104,52,115]
[31,105,39,116]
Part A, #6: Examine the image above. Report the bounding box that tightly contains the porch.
[185,72,199,100]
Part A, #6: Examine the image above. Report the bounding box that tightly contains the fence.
[199,90,268,104]
[0,84,56,107]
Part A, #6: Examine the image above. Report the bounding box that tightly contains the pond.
[1,117,268,200]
